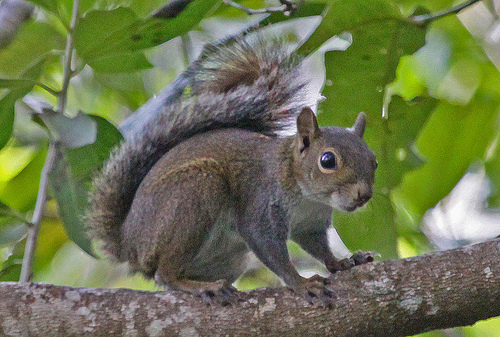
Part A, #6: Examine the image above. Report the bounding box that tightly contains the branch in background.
[19,0,80,282]
[18,142,57,282]
[5,239,500,336]
[223,0,303,16]
[0,0,34,50]
[409,0,482,26]
[0,79,59,96]
[57,0,80,114]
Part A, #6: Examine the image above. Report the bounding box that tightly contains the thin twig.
[410,0,482,26]
[36,82,60,97]
[3,79,60,96]
[223,0,301,16]
[57,0,80,114]
[0,207,30,225]
[19,142,57,282]
[19,0,80,283]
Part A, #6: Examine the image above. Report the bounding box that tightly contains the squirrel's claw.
[340,251,377,270]
[351,251,377,265]
[326,251,377,274]
[292,275,334,308]
[199,283,239,306]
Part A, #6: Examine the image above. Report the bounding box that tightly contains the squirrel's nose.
[355,185,372,205]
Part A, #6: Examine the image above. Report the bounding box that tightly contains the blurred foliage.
[0,0,499,335]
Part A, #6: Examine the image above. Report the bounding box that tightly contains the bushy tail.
[85,34,311,259]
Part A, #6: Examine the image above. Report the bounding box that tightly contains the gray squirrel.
[85,34,377,304]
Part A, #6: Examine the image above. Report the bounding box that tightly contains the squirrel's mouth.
[330,200,359,213]
[334,197,370,213]
[341,204,358,212]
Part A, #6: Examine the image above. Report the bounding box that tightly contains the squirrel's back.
[85,34,312,259]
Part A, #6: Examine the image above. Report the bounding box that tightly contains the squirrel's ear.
[296,107,319,153]
[351,112,367,138]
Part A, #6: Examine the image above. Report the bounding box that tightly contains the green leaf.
[387,55,427,101]
[0,146,38,181]
[118,0,220,50]
[74,0,219,73]
[318,21,427,124]
[48,114,122,256]
[0,200,13,216]
[65,115,123,179]
[0,44,55,150]
[72,7,157,72]
[74,7,138,60]
[377,96,437,189]
[0,200,27,246]
[49,145,94,256]
[0,223,27,246]
[0,145,48,212]
[34,107,123,176]
[0,21,65,78]
[0,239,25,281]
[315,2,429,259]
[0,78,38,89]
[87,51,153,73]
[27,0,59,15]
[0,91,16,151]
[393,15,500,222]
[93,72,148,110]
[0,168,31,247]
[0,200,28,225]
[396,96,500,217]
[257,1,327,24]
[34,0,174,21]
[0,255,22,281]
[298,0,401,54]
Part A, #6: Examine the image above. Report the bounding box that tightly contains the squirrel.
[85,34,378,304]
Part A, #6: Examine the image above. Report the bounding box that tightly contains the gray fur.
[85,36,309,259]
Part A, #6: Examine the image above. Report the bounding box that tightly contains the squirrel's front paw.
[326,251,377,273]
[291,275,334,307]
[350,251,377,266]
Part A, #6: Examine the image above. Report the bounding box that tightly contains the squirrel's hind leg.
[155,269,238,305]
[155,244,241,305]
[143,168,242,304]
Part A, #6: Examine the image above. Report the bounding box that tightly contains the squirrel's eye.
[320,151,337,170]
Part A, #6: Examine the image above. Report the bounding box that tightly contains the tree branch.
[18,142,57,283]
[19,0,80,283]
[223,0,302,16]
[2,238,500,336]
[409,0,482,26]
[57,0,79,114]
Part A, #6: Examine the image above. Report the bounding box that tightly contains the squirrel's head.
[292,108,377,212]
